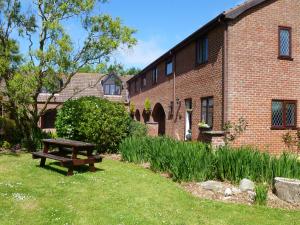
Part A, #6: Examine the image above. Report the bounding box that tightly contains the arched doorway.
[152,103,166,135]
[142,109,150,123]
[135,110,141,121]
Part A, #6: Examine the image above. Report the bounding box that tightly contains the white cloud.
[115,37,166,69]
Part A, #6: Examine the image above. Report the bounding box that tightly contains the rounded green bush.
[0,116,21,144]
[55,96,131,153]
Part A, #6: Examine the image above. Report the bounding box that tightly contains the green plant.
[0,116,21,144]
[282,131,300,154]
[120,136,300,184]
[144,98,151,113]
[56,96,131,153]
[129,102,135,115]
[223,117,248,145]
[129,120,148,137]
[2,141,11,149]
[254,183,268,205]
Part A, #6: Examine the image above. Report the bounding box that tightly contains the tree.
[97,62,141,75]
[0,0,136,149]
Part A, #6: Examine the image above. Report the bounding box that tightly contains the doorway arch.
[152,103,166,135]
[135,109,141,121]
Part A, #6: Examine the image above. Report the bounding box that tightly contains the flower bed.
[119,136,300,184]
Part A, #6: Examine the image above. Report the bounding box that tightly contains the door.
[185,99,192,140]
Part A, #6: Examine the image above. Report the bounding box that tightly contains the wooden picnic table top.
[42,138,96,148]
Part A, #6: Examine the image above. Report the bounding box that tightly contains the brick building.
[38,73,131,131]
[127,0,300,153]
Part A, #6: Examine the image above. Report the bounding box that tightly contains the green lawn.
[0,153,299,225]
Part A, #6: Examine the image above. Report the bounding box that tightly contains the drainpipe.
[223,22,229,127]
[173,53,177,137]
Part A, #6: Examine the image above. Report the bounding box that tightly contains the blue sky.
[19,0,244,69]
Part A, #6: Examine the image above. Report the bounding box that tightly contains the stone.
[232,187,242,195]
[274,177,300,204]
[200,181,225,193]
[239,178,255,192]
[247,191,256,201]
[224,188,233,197]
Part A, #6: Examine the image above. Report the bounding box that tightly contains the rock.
[224,188,233,197]
[274,177,300,204]
[232,187,242,195]
[200,181,225,193]
[239,178,255,192]
[247,191,256,201]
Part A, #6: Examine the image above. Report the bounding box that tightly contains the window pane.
[115,85,121,95]
[204,38,208,61]
[201,106,207,122]
[272,101,283,126]
[166,62,173,75]
[207,109,213,127]
[197,37,208,64]
[152,68,158,84]
[280,29,290,56]
[104,85,110,95]
[286,103,296,126]
[110,84,115,95]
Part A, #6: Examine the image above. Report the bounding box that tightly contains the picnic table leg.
[40,143,49,167]
[67,147,78,176]
[87,149,96,172]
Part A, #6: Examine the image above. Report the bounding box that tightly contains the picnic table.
[32,138,102,176]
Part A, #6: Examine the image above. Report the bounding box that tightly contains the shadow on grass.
[35,161,104,176]
[0,151,21,157]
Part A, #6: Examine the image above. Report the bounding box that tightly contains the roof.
[37,73,132,104]
[224,0,268,19]
[128,0,270,82]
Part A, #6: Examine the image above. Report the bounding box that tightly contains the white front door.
[185,99,192,140]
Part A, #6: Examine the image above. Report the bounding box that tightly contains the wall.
[226,0,300,154]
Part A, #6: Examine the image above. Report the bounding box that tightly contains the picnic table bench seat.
[32,138,102,176]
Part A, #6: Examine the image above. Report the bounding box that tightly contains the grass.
[0,153,299,225]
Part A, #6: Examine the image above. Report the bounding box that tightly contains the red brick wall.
[226,0,300,154]
[128,25,225,141]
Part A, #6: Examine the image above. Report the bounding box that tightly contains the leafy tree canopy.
[0,0,137,149]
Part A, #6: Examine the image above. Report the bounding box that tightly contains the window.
[272,100,296,129]
[134,79,139,93]
[278,27,292,59]
[165,60,173,76]
[196,37,208,64]
[104,84,121,95]
[141,74,147,89]
[152,67,158,84]
[201,97,213,128]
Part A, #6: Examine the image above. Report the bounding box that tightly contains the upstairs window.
[104,84,121,95]
[272,100,296,129]
[165,60,173,76]
[134,79,139,93]
[279,27,292,59]
[141,74,147,89]
[152,67,158,84]
[201,97,213,128]
[196,37,208,64]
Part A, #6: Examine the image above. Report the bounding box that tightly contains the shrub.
[120,136,300,184]
[0,116,21,144]
[2,141,11,149]
[254,183,268,205]
[56,96,131,153]
[129,120,148,138]
[144,98,151,113]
